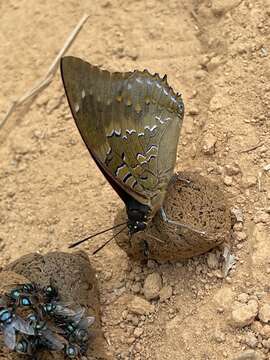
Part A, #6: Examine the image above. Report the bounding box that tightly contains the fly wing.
[4,325,16,350]
[61,56,184,212]
[54,302,85,323]
[13,317,35,335]
[42,329,65,351]
[71,307,86,324]
[77,316,95,329]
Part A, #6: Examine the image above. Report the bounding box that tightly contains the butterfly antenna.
[93,225,128,255]
[68,222,127,248]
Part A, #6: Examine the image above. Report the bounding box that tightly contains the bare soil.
[0,0,270,359]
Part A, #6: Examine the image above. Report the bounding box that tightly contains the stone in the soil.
[213,328,226,343]
[202,133,217,155]
[244,332,258,348]
[260,324,270,338]
[225,164,241,176]
[143,272,162,300]
[188,106,199,116]
[131,283,142,294]
[234,231,247,242]
[207,56,223,71]
[262,339,270,349]
[159,285,173,302]
[238,293,249,303]
[233,349,262,360]
[251,321,263,334]
[242,175,257,189]
[231,207,244,222]
[211,0,242,16]
[127,296,155,315]
[209,93,223,112]
[134,327,144,338]
[231,300,259,328]
[224,175,233,186]
[233,222,243,231]
[254,211,270,224]
[214,287,234,311]
[258,304,270,323]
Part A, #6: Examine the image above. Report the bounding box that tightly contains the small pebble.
[134,327,144,338]
[244,332,258,349]
[260,324,270,339]
[131,283,142,294]
[238,293,249,303]
[143,272,162,301]
[224,176,233,186]
[127,337,136,345]
[202,133,217,155]
[231,208,244,222]
[210,93,223,112]
[259,304,270,323]
[234,223,243,231]
[188,107,199,116]
[242,176,257,189]
[213,329,226,343]
[262,339,270,349]
[234,231,247,242]
[128,296,155,315]
[225,164,241,176]
[233,349,261,360]
[254,211,269,224]
[211,0,242,16]
[159,286,173,302]
[251,321,263,333]
[231,299,259,328]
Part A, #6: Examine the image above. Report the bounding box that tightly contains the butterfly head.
[126,199,151,235]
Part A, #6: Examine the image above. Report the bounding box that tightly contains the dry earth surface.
[0,0,270,359]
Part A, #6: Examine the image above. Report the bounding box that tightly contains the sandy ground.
[0,0,270,359]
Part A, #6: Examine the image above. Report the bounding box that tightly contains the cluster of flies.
[0,282,95,358]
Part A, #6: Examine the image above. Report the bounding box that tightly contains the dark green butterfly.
[60,56,184,240]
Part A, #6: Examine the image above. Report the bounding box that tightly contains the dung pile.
[115,171,232,261]
[0,251,109,360]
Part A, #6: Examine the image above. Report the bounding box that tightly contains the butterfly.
[60,56,184,248]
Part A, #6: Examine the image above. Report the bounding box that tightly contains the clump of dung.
[0,251,108,360]
[115,171,232,261]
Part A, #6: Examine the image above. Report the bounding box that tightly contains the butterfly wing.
[61,56,184,213]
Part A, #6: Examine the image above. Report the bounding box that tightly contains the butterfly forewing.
[61,56,184,215]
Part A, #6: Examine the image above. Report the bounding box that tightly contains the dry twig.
[240,141,264,153]
[0,14,89,129]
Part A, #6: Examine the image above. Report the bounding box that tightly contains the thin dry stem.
[0,14,89,130]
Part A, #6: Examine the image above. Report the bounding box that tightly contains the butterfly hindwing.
[61,56,184,213]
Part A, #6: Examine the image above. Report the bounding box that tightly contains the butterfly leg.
[143,240,149,258]
[169,173,192,186]
[160,207,206,235]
